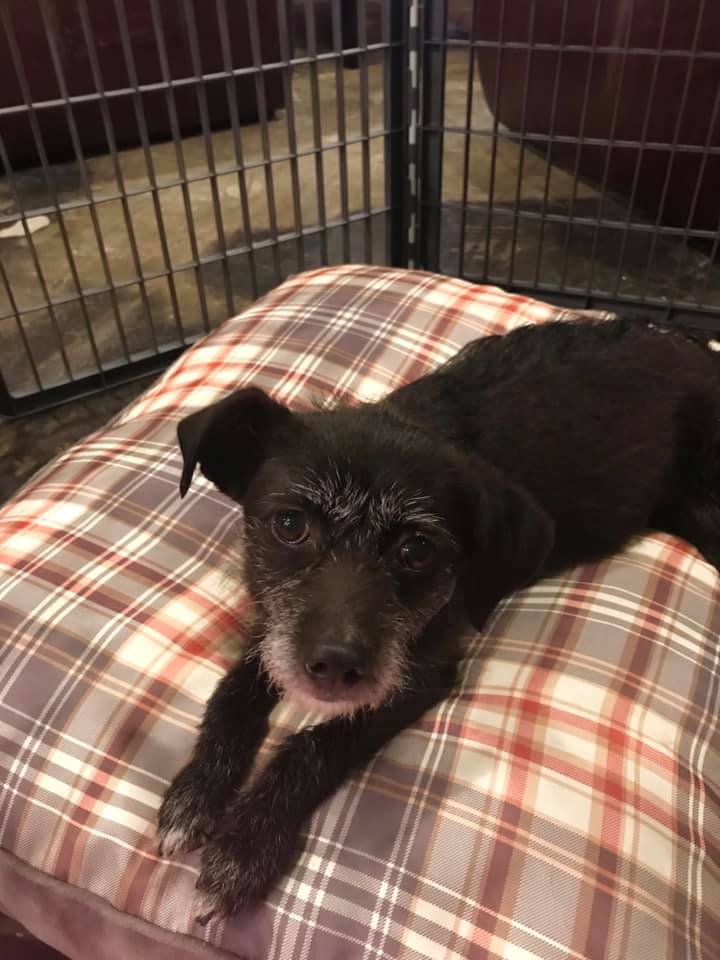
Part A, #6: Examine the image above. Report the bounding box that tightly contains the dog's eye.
[398,534,437,572]
[272,510,310,546]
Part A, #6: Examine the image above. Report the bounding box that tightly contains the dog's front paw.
[194,810,300,922]
[157,762,223,857]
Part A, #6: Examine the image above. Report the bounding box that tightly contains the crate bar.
[457,0,478,279]
[1,346,189,420]
[303,0,329,265]
[341,0,360,69]
[558,0,604,290]
[181,0,235,317]
[147,0,211,333]
[534,0,570,286]
[38,0,134,361]
[383,0,409,266]
[438,38,720,60]
[75,0,167,349]
[417,0,447,272]
[246,0,282,283]
[507,0,539,284]
[665,81,720,305]
[0,130,408,230]
[0,45,399,122]
[0,0,402,415]
[0,209,391,325]
[356,0,373,262]
[426,199,720,240]
[275,0,305,273]
[641,0,708,300]
[423,125,720,156]
[482,0,506,280]
[0,2,103,381]
[331,0,351,262]
[0,254,42,397]
[609,0,672,297]
[583,5,637,294]
[111,0,185,342]
[692,212,720,314]
[0,134,73,387]
[213,1,259,300]
[0,39,713,123]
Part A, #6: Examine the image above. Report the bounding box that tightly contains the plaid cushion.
[0,265,718,960]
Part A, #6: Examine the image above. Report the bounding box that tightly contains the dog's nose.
[305,645,366,697]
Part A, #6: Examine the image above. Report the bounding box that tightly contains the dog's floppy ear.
[177,386,294,500]
[463,463,555,630]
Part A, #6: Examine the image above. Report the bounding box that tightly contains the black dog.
[157,315,720,920]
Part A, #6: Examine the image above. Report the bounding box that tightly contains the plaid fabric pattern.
[0,265,718,960]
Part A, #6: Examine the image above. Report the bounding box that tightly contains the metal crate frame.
[2,0,720,418]
[416,0,720,334]
[0,0,411,417]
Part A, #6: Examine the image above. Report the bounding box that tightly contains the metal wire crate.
[1,0,719,418]
[418,0,720,332]
[0,0,407,416]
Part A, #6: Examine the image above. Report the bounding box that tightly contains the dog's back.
[386,318,720,569]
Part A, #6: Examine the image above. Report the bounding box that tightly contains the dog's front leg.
[157,651,278,856]
[194,663,457,921]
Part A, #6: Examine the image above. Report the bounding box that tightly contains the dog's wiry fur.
[157,315,720,920]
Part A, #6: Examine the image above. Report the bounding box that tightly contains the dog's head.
[178,387,553,715]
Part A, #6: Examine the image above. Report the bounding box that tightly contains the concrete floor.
[2,49,720,501]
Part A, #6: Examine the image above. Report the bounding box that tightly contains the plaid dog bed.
[0,265,717,960]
